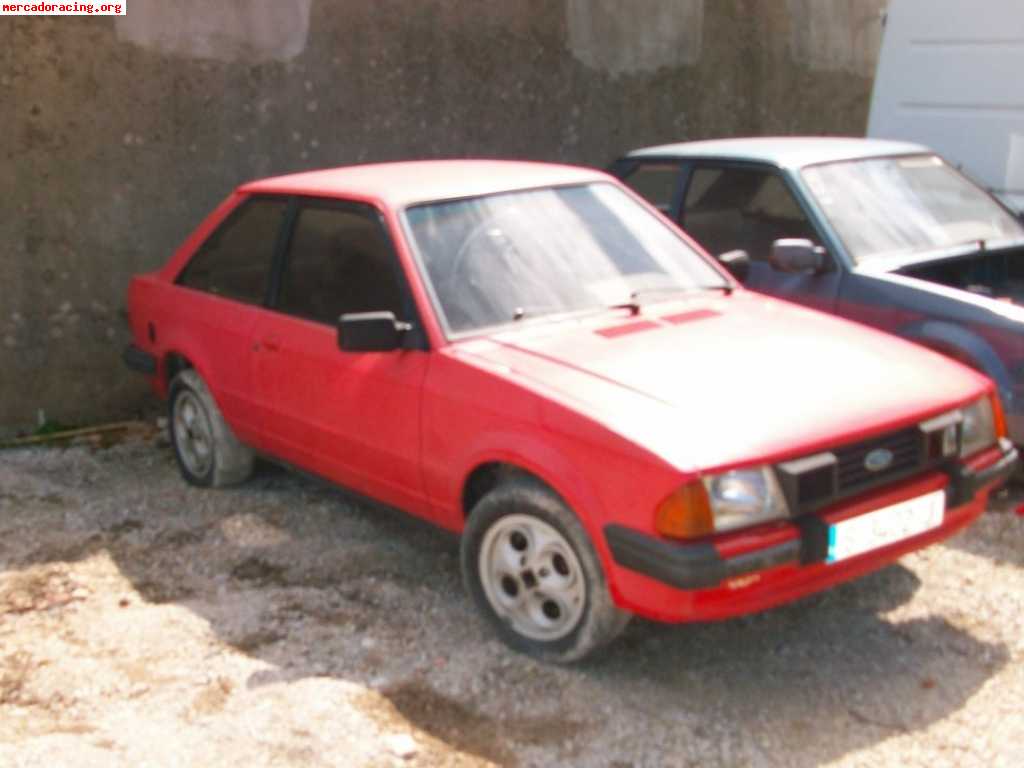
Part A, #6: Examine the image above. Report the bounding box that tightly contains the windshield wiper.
[511,284,733,323]
[604,284,733,317]
[631,284,733,299]
[511,304,564,321]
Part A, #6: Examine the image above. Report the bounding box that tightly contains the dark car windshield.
[802,154,1024,264]
[403,182,727,335]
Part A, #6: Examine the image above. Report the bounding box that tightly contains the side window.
[682,167,816,260]
[177,197,287,304]
[620,163,680,213]
[276,203,406,326]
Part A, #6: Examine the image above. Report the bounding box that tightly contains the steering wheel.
[450,213,527,287]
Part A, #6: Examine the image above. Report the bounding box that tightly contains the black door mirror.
[770,238,826,274]
[338,311,412,352]
[717,249,751,282]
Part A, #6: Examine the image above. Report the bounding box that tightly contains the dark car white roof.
[624,136,931,169]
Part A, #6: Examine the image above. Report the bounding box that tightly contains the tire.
[168,369,254,488]
[460,477,630,663]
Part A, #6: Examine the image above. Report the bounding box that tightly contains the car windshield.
[403,182,727,335]
[801,154,1024,264]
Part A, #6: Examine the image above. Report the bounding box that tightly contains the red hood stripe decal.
[662,308,719,325]
[595,320,660,338]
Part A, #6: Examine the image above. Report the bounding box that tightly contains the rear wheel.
[461,477,629,663]
[168,369,253,487]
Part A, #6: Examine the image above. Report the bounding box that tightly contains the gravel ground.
[1,427,1022,767]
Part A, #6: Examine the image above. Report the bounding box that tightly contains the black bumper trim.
[606,442,1018,591]
[122,345,157,376]
[604,524,800,591]
[946,438,1019,506]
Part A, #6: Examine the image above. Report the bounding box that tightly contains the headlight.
[655,467,789,539]
[704,467,790,533]
[960,396,997,457]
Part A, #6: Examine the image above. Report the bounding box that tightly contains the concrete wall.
[0,0,886,434]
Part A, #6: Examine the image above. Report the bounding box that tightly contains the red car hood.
[453,291,990,472]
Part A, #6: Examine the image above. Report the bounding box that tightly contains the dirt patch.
[0,565,87,615]
[233,629,284,653]
[188,676,234,719]
[372,680,587,766]
[0,651,36,706]
[103,519,143,536]
[376,681,518,766]
[230,556,287,586]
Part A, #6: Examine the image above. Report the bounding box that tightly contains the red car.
[124,160,1017,662]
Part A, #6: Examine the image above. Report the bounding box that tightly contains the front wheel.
[460,477,629,663]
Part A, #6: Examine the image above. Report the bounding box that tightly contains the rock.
[383,733,418,760]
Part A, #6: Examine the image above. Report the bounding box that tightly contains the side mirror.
[717,249,750,282]
[338,311,412,352]
[770,238,827,274]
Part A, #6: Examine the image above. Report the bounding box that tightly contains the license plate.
[827,490,946,563]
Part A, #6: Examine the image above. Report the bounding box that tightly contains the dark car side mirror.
[338,311,412,352]
[717,249,751,282]
[770,239,827,274]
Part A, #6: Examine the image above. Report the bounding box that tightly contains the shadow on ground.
[0,437,1012,767]
[943,485,1024,569]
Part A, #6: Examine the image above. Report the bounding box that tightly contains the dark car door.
[250,197,431,515]
[677,162,843,314]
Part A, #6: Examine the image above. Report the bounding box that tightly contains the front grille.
[776,425,940,515]
[834,427,923,494]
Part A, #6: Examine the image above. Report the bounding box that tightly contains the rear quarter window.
[177,197,288,304]
[620,163,680,213]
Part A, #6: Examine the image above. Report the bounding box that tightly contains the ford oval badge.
[864,448,894,473]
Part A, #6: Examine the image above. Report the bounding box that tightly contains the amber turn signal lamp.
[990,392,1008,438]
[655,480,714,539]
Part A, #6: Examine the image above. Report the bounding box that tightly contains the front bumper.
[605,526,800,591]
[946,438,1019,505]
[605,440,1018,620]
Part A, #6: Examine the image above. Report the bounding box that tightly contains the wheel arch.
[899,319,1011,393]
[160,348,220,404]
[163,351,194,388]
[462,461,568,520]
[453,438,614,575]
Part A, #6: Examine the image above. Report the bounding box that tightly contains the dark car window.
[620,163,680,213]
[177,197,287,304]
[682,167,817,260]
[276,203,405,326]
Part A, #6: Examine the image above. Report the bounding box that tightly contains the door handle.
[254,338,281,352]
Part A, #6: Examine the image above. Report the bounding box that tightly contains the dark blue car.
[611,137,1024,444]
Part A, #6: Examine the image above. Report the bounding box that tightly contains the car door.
[678,162,843,314]
[173,195,290,447]
[251,197,431,514]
